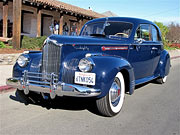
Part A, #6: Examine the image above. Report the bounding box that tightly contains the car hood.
[48,35,130,45]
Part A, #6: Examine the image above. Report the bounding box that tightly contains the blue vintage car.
[7,17,170,116]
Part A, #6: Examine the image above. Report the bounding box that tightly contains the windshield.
[80,21,133,39]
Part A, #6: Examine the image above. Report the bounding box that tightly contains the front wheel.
[96,72,125,117]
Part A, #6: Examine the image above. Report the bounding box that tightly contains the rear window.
[134,24,151,41]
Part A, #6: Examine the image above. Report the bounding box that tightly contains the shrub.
[0,41,6,48]
[8,40,12,46]
[154,21,169,48]
[21,36,47,49]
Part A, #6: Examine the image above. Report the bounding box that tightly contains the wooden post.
[78,19,83,35]
[37,9,41,37]
[12,0,22,49]
[3,2,8,38]
[59,14,64,35]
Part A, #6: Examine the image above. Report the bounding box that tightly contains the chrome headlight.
[17,55,29,67]
[78,58,94,72]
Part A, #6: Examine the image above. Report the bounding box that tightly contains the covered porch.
[0,0,104,48]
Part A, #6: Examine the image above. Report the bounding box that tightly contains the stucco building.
[0,0,104,48]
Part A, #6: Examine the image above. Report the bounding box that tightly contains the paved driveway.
[0,58,179,135]
[0,65,13,86]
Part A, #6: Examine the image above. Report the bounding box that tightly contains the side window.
[134,24,151,41]
[152,25,158,42]
[151,25,162,41]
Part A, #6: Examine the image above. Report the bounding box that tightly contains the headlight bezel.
[78,58,95,72]
[17,54,29,67]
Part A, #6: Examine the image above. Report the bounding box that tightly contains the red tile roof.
[28,0,105,18]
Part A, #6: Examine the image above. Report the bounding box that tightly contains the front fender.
[13,52,42,78]
[61,55,135,98]
[90,56,134,98]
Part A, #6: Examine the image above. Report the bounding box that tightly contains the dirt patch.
[0,48,40,54]
[0,48,25,54]
[0,53,21,65]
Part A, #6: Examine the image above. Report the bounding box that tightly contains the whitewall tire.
[96,72,125,117]
[156,76,167,84]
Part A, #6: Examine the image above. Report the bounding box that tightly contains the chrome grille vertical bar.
[42,43,48,75]
[42,41,62,79]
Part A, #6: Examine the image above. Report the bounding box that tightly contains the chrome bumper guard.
[6,71,101,99]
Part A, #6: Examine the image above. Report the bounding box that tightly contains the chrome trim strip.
[28,80,51,85]
[71,43,130,46]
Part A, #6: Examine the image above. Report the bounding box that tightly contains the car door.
[150,25,163,75]
[128,24,154,81]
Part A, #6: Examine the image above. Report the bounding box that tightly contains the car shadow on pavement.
[135,79,160,90]
[9,79,160,116]
[135,82,150,89]
[9,90,100,116]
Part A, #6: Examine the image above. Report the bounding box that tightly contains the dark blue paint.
[12,17,170,98]
[90,56,134,97]
[13,52,42,78]
[154,50,170,77]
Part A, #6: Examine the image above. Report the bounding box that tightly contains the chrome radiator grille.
[42,41,62,77]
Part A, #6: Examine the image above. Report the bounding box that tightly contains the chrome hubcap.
[110,79,121,107]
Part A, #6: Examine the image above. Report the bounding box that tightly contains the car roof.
[86,17,154,25]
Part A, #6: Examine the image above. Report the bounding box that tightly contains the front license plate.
[75,72,96,86]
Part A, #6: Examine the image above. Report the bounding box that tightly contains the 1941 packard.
[7,17,170,117]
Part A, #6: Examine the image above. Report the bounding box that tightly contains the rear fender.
[156,50,170,77]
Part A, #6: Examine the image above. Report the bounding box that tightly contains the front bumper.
[6,71,101,99]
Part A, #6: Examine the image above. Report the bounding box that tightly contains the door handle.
[152,47,158,50]
[130,44,140,51]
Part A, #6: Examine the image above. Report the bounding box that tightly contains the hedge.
[0,41,6,48]
[21,36,47,49]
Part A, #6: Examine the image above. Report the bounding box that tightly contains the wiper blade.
[90,34,106,37]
